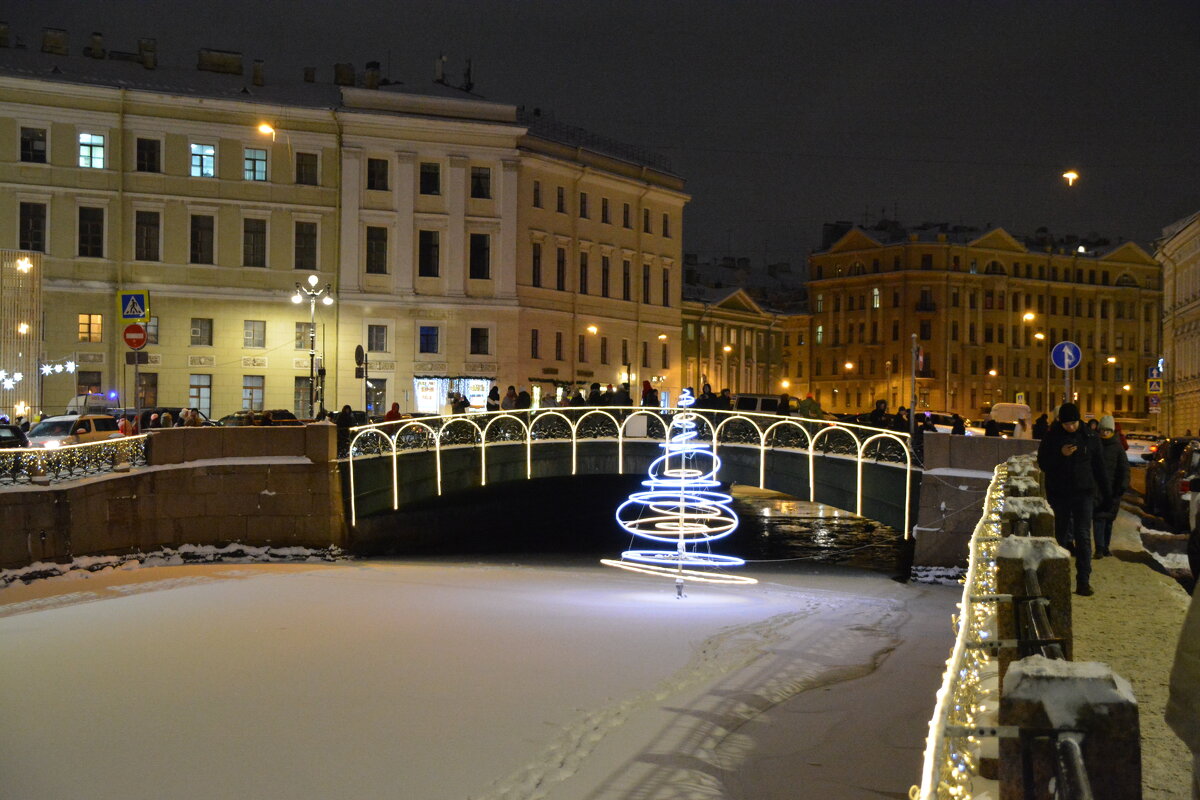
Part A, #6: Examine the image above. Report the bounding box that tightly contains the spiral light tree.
[602,388,757,597]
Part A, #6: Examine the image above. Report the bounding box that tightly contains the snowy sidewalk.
[1071,505,1193,799]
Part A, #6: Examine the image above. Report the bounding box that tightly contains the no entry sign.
[123,323,147,351]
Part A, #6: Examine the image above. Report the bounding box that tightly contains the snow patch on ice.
[910,565,965,585]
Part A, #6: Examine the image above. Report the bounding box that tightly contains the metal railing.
[0,435,148,485]
[345,406,914,530]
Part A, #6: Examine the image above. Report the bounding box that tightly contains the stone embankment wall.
[0,425,347,569]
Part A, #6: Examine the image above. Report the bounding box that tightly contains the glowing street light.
[1062,170,1079,186]
[780,379,790,389]
[1106,356,1117,364]
[257,123,277,140]
[293,274,334,418]
[988,369,998,377]
[585,324,598,335]
[1022,311,1036,322]
[844,361,854,371]
[1034,332,1046,341]
[16,257,32,273]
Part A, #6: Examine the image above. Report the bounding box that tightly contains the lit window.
[77,313,102,343]
[243,148,268,181]
[78,133,105,169]
[190,143,215,178]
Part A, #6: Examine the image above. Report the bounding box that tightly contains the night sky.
[18,1,1200,267]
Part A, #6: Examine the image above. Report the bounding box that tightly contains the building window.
[468,233,490,279]
[532,180,542,208]
[578,334,587,363]
[601,336,609,364]
[365,226,388,274]
[419,325,439,354]
[470,166,491,199]
[79,132,105,169]
[642,265,651,304]
[470,327,490,355]
[19,202,46,252]
[623,203,631,228]
[76,370,101,395]
[919,319,932,340]
[136,372,158,408]
[20,127,47,163]
[191,318,213,346]
[418,230,440,277]
[579,253,589,294]
[662,213,670,238]
[145,316,159,345]
[366,158,389,191]
[872,288,880,308]
[78,206,105,258]
[77,313,102,343]
[243,148,268,181]
[295,322,315,349]
[295,152,319,185]
[661,342,669,369]
[243,218,267,267]
[189,374,212,417]
[294,221,317,269]
[419,162,440,195]
[293,376,311,415]
[641,341,650,368]
[134,210,160,261]
[621,338,629,367]
[601,256,610,297]
[556,186,566,213]
[816,325,823,345]
[556,247,566,290]
[189,143,215,177]
[367,324,388,352]
[579,192,589,218]
[243,320,266,349]
[601,198,610,223]
[531,329,540,359]
[661,268,670,307]
[135,138,160,172]
[365,378,386,415]
[622,260,631,300]
[555,332,564,361]
[242,375,265,411]
[642,208,652,233]
[531,242,542,287]
[190,214,215,264]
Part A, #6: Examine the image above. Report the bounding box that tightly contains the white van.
[65,393,109,415]
[989,402,1033,439]
[732,393,798,415]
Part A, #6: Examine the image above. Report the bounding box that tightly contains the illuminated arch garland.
[602,388,757,595]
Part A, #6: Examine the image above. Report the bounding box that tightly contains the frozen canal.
[0,492,956,799]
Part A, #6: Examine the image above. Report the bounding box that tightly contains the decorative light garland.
[602,387,756,596]
[39,358,77,377]
[0,369,24,391]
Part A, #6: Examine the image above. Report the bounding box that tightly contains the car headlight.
[42,439,61,449]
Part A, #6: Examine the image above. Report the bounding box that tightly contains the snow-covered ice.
[0,559,957,799]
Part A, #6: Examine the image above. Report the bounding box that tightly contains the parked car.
[27,414,123,448]
[1144,437,1198,521]
[1124,432,1160,466]
[0,424,30,448]
[732,393,797,415]
[110,407,214,430]
[215,409,302,427]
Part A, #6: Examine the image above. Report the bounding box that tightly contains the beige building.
[803,222,1161,426]
[0,30,684,420]
[680,288,785,396]
[1158,211,1200,435]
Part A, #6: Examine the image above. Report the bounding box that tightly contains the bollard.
[1000,655,1140,800]
[1000,496,1055,539]
[995,537,1073,677]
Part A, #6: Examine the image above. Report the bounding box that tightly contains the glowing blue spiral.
[603,388,754,585]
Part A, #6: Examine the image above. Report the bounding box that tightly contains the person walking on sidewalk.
[1167,591,1200,799]
[1092,414,1129,559]
[1037,402,1110,596]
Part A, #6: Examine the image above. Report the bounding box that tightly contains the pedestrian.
[641,380,659,408]
[1036,402,1110,596]
[515,389,531,410]
[384,402,403,422]
[892,407,909,432]
[613,383,632,406]
[1086,418,1100,435]
[587,382,603,405]
[176,408,189,427]
[159,411,173,428]
[335,404,354,457]
[777,392,792,416]
[485,387,500,413]
[716,388,733,411]
[1032,413,1049,439]
[984,417,1000,437]
[244,410,257,427]
[501,386,518,411]
[601,384,615,405]
[117,416,129,436]
[921,412,937,432]
[1114,421,1128,450]
[149,413,159,429]
[868,399,889,428]
[184,408,202,427]
[950,414,966,435]
[1092,415,1129,560]
[260,410,274,427]
[1166,590,1200,799]
[569,388,586,407]
[796,393,821,420]
[697,383,716,410]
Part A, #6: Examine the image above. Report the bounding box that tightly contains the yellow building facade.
[680,288,785,396]
[1159,211,1200,436]
[0,40,684,419]
[803,225,1161,427]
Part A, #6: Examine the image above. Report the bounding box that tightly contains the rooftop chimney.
[197,48,243,75]
[303,66,315,83]
[364,60,380,89]
[252,59,264,86]
[138,38,156,69]
[85,32,105,59]
[41,28,68,56]
[333,62,354,86]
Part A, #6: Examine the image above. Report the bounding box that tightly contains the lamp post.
[722,344,732,392]
[292,274,333,418]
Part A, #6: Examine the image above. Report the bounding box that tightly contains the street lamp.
[292,274,333,418]
[722,344,732,391]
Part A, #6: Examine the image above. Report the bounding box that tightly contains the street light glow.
[586,325,598,335]
[307,274,319,287]
[1034,332,1045,340]
[1022,312,1035,322]
[1123,384,1131,391]
[1106,356,1117,364]
[988,369,998,377]
[1062,170,1079,186]
[781,379,790,389]
[291,293,303,304]
[16,257,32,273]
[722,345,732,353]
[844,361,854,370]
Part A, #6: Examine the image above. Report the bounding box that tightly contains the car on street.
[27,414,123,448]
[215,409,302,427]
[0,424,30,448]
[1124,432,1160,466]
[1144,437,1198,523]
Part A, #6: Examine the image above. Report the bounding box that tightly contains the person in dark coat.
[1037,402,1110,596]
[335,404,355,458]
[950,414,966,435]
[587,382,603,405]
[983,417,1000,437]
[569,389,586,407]
[641,380,659,408]
[613,383,632,406]
[697,383,716,410]
[1032,413,1049,440]
[485,388,500,413]
[515,389,531,409]
[868,399,889,428]
[1092,415,1129,559]
[891,407,909,432]
[777,392,792,416]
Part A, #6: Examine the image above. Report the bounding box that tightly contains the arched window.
[1115,273,1139,288]
[816,325,824,345]
[872,288,880,308]
[985,260,1006,275]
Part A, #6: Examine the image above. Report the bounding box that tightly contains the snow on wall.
[1004,654,1137,728]
[995,536,1068,567]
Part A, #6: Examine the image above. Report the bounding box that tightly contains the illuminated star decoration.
[0,369,23,390]
[602,387,756,595]
[39,359,77,377]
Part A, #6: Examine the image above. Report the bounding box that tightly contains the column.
[393,151,416,297]
[338,147,363,294]
[497,158,519,300]
[445,155,467,297]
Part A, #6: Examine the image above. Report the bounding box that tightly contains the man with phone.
[1036,402,1110,596]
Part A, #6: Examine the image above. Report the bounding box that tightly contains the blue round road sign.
[1050,341,1082,371]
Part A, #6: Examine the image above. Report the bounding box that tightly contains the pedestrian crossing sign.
[118,291,150,323]
[1147,379,1162,395]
